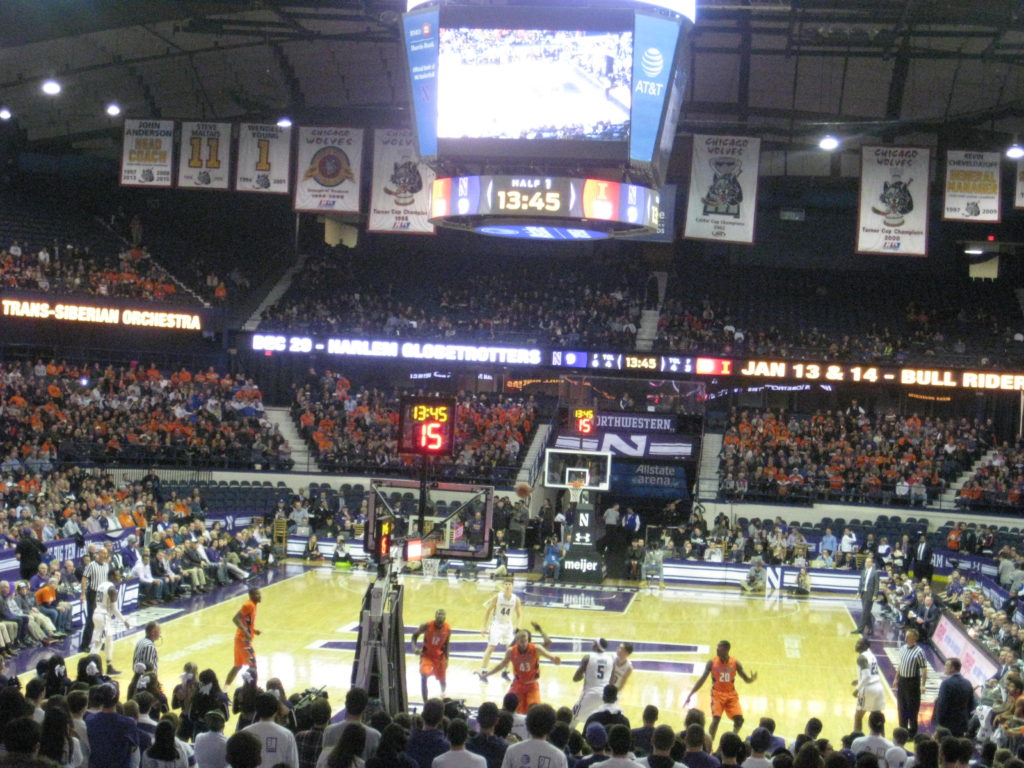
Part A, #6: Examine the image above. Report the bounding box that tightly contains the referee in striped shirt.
[133,621,160,673]
[892,628,928,736]
[79,549,112,652]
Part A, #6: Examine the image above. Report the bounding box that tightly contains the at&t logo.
[634,47,666,96]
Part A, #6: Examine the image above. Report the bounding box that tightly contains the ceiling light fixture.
[0,108,10,121]
[1007,142,1024,160]
[41,79,62,96]
[818,135,839,151]
[276,117,292,128]
[105,103,122,117]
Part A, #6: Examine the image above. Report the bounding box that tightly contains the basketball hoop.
[421,539,439,577]
[568,480,585,506]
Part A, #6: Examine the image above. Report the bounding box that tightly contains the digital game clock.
[398,396,457,456]
[430,175,659,239]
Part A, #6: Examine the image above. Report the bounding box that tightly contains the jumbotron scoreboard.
[401,0,696,239]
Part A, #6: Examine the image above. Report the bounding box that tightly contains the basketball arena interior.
[0,0,1024,765]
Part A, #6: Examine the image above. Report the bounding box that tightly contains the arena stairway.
[243,253,308,331]
[936,447,998,508]
[696,430,724,502]
[635,309,660,351]
[264,406,313,472]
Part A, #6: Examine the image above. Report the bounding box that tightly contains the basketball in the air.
[514,482,532,499]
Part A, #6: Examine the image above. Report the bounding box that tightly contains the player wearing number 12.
[412,609,451,703]
[685,640,758,741]
[570,638,617,727]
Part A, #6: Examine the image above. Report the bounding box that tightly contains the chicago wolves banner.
[177,121,231,190]
[857,146,930,257]
[235,123,291,194]
[683,135,760,245]
[120,119,174,187]
[368,129,435,233]
[293,126,363,213]
[943,150,1001,222]
[1016,160,1024,209]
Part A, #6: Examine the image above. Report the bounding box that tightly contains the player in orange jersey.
[225,587,262,686]
[412,609,452,702]
[685,639,758,741]
[480,622,561,713]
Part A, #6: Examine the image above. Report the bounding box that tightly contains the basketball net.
[422,539,439,577]
[568,480,585,506]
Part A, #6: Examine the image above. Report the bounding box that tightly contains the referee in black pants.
[79,549,111,653]
[893,628,928,736]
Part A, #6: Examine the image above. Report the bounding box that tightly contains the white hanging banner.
[1016,159,1024,209]
[368,128,436,234]
[235,123,292,194]
[943,150,1001,222]
[857,146,930,257]
[120,119,175,187]
[177,122,231,190]
[683,135,760,245]
[293,126,363,213]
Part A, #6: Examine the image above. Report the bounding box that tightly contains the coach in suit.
[932,657,976,736]
[914,594,941,639]
[912,535,934,582]
[852,554,880,635]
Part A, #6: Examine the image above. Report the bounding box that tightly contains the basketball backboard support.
[543,448,611,491]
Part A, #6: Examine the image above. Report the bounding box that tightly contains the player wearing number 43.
[479,623,561,713]
[570,638,617,727]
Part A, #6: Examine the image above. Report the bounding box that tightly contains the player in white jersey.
[570,638,617,726]
[852,637,886,731]
[610,642,634,692]
[481,580,522,678]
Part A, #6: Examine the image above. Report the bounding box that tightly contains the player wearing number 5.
[685,640,757,741]
[412,609,451,703]
[481,580,522,679]
[570,638,617,727]
[480,623,561,713]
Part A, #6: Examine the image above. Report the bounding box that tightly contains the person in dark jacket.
[932,657,976,737]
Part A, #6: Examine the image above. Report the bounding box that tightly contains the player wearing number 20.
[570,638,617,727]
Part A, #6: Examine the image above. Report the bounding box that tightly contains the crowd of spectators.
[956,445,1024,512]
[1,239,188,303]
[657,276,1024,368]
[717,405,994,507]
[0,359,292,471]
[292,369,540,485]
[259,249,648,350]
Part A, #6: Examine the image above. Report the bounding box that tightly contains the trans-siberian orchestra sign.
[2,298,203,331]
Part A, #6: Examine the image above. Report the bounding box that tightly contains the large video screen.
[436,7,634,162]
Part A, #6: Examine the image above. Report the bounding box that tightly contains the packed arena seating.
[717,406,995,508]
[292,369,542,485]
[0,360,292,471]
[259,246,648,349]
[956,444,1024,511]
[657,265,1024,367]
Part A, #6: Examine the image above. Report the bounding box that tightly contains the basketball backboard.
[543,448,611,491]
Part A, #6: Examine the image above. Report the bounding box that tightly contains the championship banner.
[235,123,292,194]
[857,146,930,257]
[368,128,435,233]
[177,121,231,190]
[683,135,760,244]
[943,150,1000,222]
[120,119,174,187]
[1016,160,1024,209]
[293,126,363,213]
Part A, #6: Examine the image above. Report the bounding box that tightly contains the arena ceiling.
[2,0,1024,159]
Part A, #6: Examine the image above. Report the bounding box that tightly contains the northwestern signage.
[596,412,677,432]
[554,429,693,458]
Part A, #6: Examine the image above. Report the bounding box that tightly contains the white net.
[568,481,585,505]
